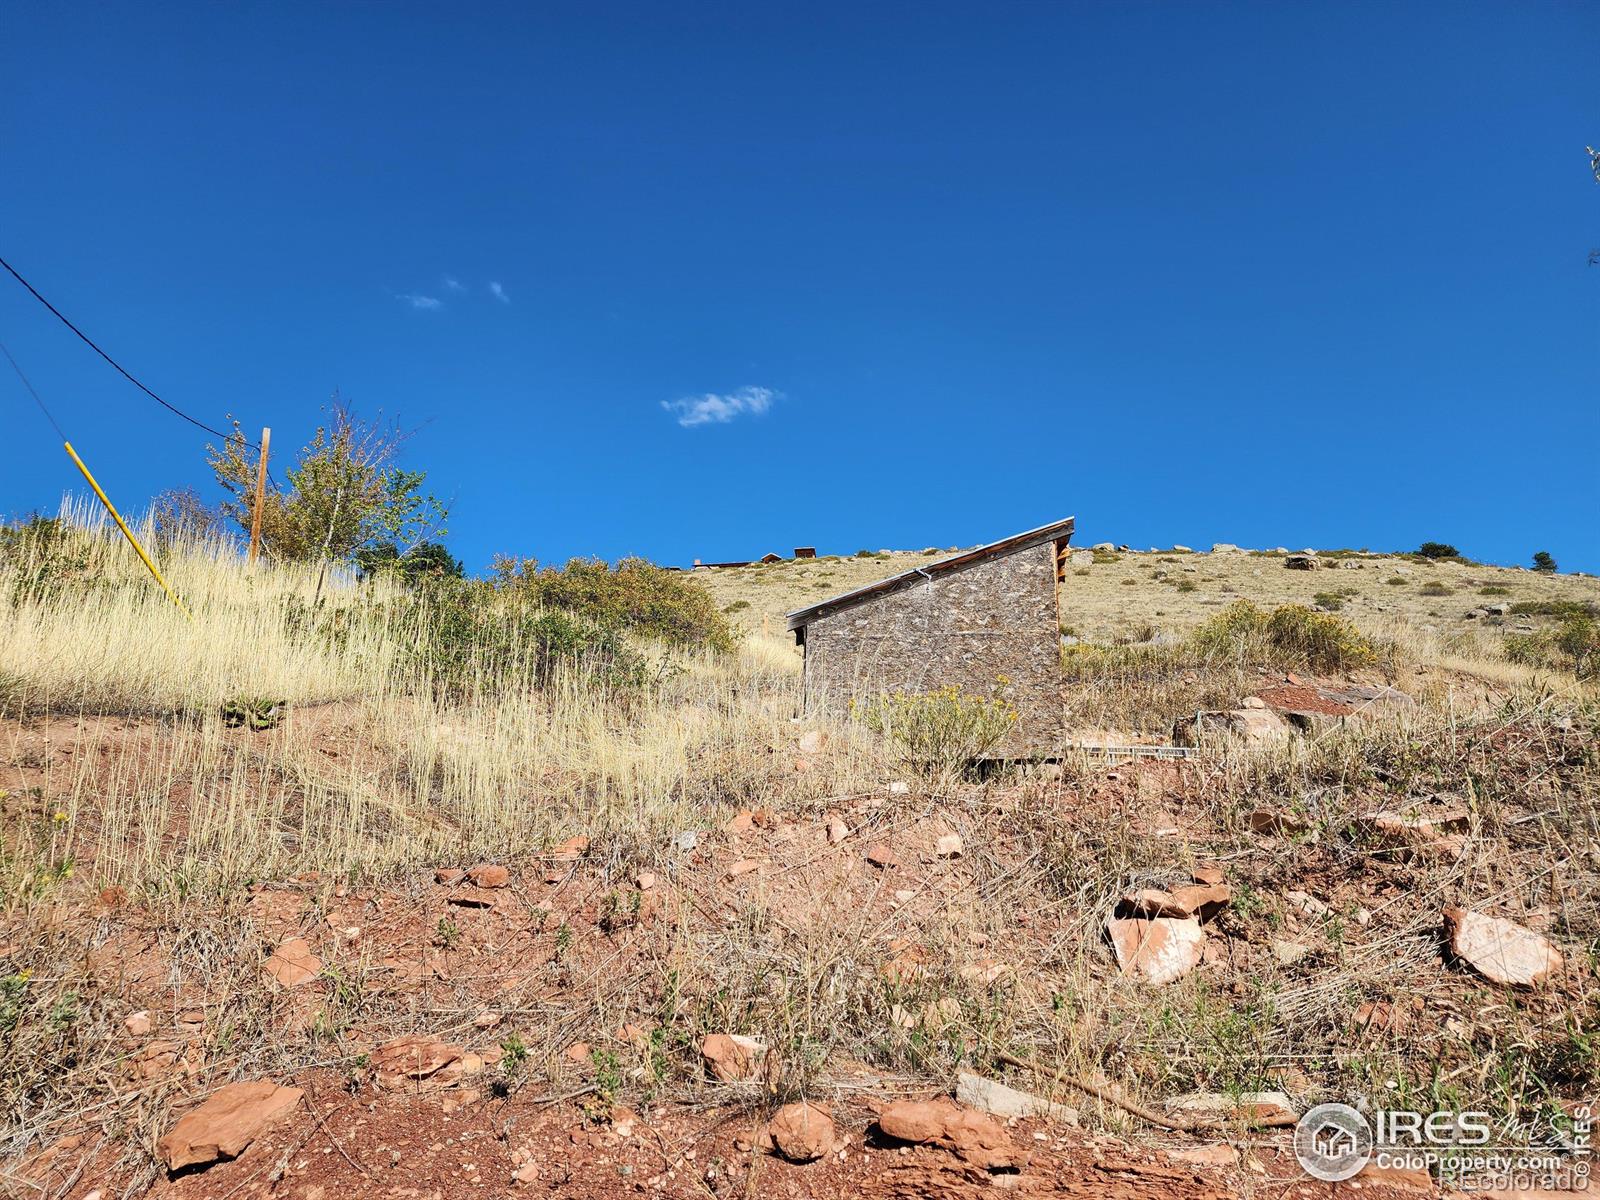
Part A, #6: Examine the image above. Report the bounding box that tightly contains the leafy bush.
[1478,585,1511,597]
[1189,601,1378,673]
[857,685,1017,776]
[1506,614,1600,679]
[1415,542,1460,559]
[410,581,647,696]
[1532,551,1558,574]
[355,540,464,582]
[491,557,733,653]
[1313,592,1345,611]
[0,517,95,601]
[1419,581,1451,596]
[1510,600,1598,619]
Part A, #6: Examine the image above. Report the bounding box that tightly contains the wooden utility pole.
[248,427,271,563]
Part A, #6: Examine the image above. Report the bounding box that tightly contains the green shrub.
[1189,601,1378,673]
[857,685,1017,776]
[1509,600,1598,619]
[1478,585,1511,597]
[1385,576,1408,586]
[1313,592,1345,611]
[491,556,733,653]
[1176,580,1197,593]
[1532,551,1558,574]
[1415,542,1460,559]
[418,583,645,695]
[1419,581,1451,597]
[0,516,96,602]
[1506,614,1600,679]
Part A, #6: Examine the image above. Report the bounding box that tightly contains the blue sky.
[2,2,1596,572]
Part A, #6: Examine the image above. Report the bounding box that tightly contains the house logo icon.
[1294,1103,1373,1181]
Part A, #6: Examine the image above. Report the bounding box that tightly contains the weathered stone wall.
[801,543,1064,752]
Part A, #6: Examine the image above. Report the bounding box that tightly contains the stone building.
[786,516,1074,752]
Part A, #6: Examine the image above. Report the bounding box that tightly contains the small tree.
[355,540,464,582]
[1415,542,1460,559]
[208,400,448,565]
[1532,551,1558,574]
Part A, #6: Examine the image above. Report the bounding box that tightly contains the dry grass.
[698,544,1600,654]
[3,508,1598,1185]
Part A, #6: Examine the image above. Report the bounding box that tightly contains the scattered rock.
[635,871,657,890]
[1191,865,1225,886]
[724,810,755,833]
[797,731,827,756]
[564,1041,592,1062]
[124,1011,152,1037]
[1270,939,1311,966]
[1169,1091,1298,1129]
[1105,914,1205,984]
[472,1010,501,1029]
[372,1034,483,1090]
[1166,1143,1238,1168]
[877,1099,1015,1169]
[1119,881,1230,921]
[262,937,322,989]
[865,844,899,869]
[726,859,763,879]
[1285,890,1331,918]
[766,1102,835,1162]
[1356,1162,1434,1192]
[955,1071,1079,1125]
[1174,708,1292,748]
[1360,796,1470,861]
[1444,907,1563,986]
[465,864,509,888]
[434,867,466,885]
[1249,808,1310,836]
[1284,553,1319,570]
[958,958,1008,986]
[934,833,964,858]
[157,1080,304,1171]
[512,1158,541,1185]
[887,781,910,796]
[700,1033,766,1082]
[551,836,589,862]
[826,818,850,844]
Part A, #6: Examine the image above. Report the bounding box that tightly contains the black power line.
[0,337,68,441]
[0,252,255,449]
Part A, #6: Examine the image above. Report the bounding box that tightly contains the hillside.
[2,518,1596,1199]
[700,543,1600,650]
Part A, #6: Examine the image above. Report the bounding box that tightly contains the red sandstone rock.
[767,1101,835,1162]
[465,863,509,888]
[262,937,322,988]
[157,1080,303,1171]
[1444,907,1562,986]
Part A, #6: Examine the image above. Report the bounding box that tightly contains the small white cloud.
[396,292,442,311]
[443,276,466,292]
[661,386,778,428]
[488,281,509,304]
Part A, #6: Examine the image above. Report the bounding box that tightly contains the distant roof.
[785,515,1075,631]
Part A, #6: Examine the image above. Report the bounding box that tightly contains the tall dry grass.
[0,504,876,899]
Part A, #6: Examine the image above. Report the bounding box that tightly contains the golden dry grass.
[698,544,1600,652]
[2,507,1597,1186]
